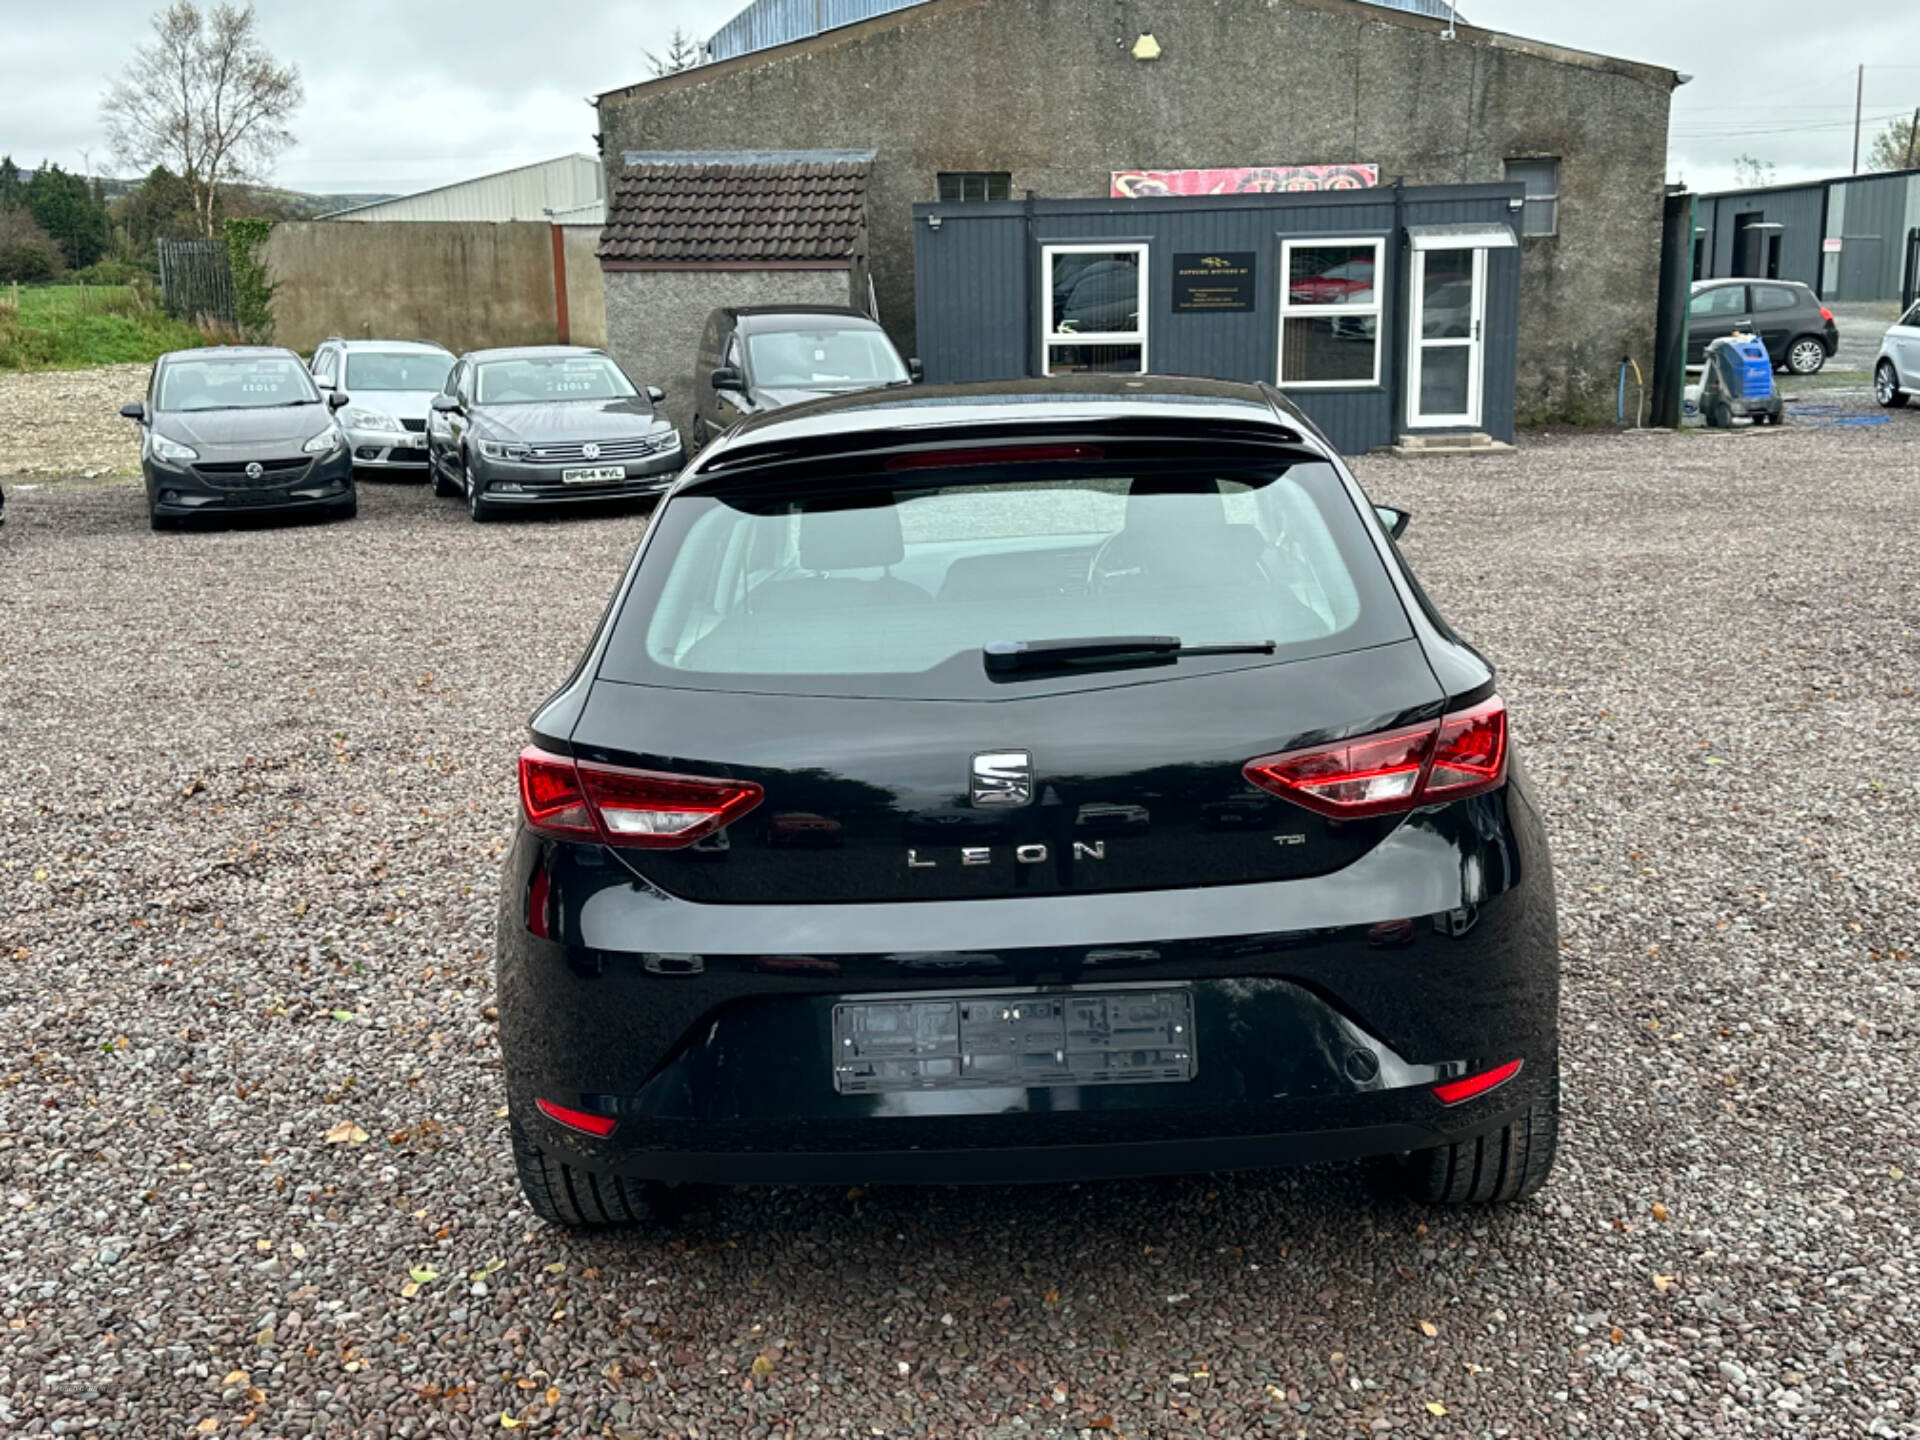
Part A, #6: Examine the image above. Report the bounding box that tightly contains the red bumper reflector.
[535,1097,617,1137]
[1432,1058,1524,1106]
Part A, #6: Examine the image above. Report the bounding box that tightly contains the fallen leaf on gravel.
[323,1121,369,1145]
[751,1355,773,1375]
[1425,1401,1448,1416]
[1418,1320,1438,1337]
[544,1386,559,1405]
[331,1009,354,1022]
[543,1261,566,1274]
[400,1283,419,1299]
[1044,1286,1060,1304]
[494,1105,509,1118]
[1651,1201,1668,1222]
[1892,1166,1905,1180]
[1610,1325,1625,1344]
[409,1266,438,1283]
[499,1417,524,1430]
[1091,1419,1115,1431]
[196,1421,219,1434]
[222,1370,248,1385]
[1653,1274,1674,1293]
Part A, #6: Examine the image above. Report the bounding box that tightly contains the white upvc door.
[1406,247,1487,428]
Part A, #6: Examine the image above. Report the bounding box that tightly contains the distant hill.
[10,170,400,216]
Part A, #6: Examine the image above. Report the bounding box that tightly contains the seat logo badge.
[245,461,264,479]
[581,442,601,461]
[970,751,1033,808]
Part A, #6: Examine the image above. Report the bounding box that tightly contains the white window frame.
[1276,236,1385,390]
[1041,242,1149,377]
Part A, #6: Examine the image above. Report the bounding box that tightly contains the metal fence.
[156,238,236,326]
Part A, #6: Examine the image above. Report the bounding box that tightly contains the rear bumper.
[496,787,1559,1185]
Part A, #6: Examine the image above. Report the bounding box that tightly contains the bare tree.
[101,3,302,239]
[1867,110,1920,173]
[646,29,702,77]
[1731,153,1775,189]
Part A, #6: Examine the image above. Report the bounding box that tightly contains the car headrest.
[799,502,905,571]
[1125,475,1228,529]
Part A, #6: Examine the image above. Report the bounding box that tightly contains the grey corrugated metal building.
[319,155,605,224]
[1695,168,1920,302]
[915,184,1522,454]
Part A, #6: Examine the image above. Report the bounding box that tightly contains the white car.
[309,338,456,473]
[1875,300,1920,409]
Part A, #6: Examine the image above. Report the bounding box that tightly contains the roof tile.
[599,157,871,263]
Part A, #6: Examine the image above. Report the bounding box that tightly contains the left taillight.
[517,746,763,849]
[1244,696,1508,819]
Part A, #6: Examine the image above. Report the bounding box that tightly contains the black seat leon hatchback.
[496,376,1559,1225]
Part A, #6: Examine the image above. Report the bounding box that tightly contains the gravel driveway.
[2,423,1917,1439]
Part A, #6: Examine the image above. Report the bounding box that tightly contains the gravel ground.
[2,421,1918,1440]
[0,365,149,479]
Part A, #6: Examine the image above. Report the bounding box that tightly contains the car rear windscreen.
[600,460,1411,699]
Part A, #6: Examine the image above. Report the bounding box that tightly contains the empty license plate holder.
[831,987,1195,1095]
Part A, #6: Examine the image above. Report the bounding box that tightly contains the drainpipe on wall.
[1023,189,1038,378]
[549,221,571,345]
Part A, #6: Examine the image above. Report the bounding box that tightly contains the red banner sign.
[1111,165,1379,197]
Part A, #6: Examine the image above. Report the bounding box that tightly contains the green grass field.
[0,283,213,371]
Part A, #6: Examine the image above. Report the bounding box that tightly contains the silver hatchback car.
[1874,300,1920,409]
[309,338,456,473]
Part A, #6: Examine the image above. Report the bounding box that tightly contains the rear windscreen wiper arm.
[983,636,1276,674]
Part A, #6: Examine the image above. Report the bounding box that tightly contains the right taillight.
[517,746,763,849]
[1244,696,1508,819]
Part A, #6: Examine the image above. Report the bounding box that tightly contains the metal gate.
[156,239,236,327]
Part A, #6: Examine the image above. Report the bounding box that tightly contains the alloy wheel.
[1788,339,1826,375]
[1876,362,1901,407]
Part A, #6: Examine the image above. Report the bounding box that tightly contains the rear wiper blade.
[983,636,1275,674]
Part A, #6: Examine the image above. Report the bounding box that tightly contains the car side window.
[1750,284,1797,314]
[444,362,464,400]
[1689,287,1746,320]
[1903,302,1920,329]
[311,348,333,383]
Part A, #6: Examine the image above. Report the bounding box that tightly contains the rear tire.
[1786,336,1827,375]
[1877,360,1908,408]
[1402,1064,1559,1205]
[508,1110,669,1228]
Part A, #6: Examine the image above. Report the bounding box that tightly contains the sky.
[4,0,1918,199]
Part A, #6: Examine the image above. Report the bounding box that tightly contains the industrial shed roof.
[599,152,873,265]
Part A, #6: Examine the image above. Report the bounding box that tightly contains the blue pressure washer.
[1699,331,1783,428]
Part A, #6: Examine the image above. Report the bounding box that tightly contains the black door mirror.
[327,390,350,410]
[431,393,460,413]
[646,384,666,403]
[1374,505,1411,541]
[120,401,147,423]
[907,358,924,383]
[710,366,744,392]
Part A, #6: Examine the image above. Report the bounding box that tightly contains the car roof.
[326,338,453,354]
[460,345,610,363]
[685,375,1322,484]
[159,345,299,364]
[728,306,877,334]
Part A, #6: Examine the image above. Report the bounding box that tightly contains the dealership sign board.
[1172,253,1257,312]
[1113,164,1379,197]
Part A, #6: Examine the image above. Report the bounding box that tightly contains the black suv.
[690,306,918,449]
[496,376,1561,1225]
[1687,279,1837,374]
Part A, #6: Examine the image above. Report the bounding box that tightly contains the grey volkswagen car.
[121,347,355,531]
[309,338,454,475]
[425,347,683,521]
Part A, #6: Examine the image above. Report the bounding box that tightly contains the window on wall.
[1277,238,1383,388]
[937,171,1012,203]
[1042,243,1148,375]
[1505,159,1560,237]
